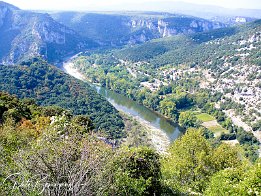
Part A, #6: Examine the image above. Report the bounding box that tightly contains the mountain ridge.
[1,1,258,64]
[0,2,98,64]
[51,12,227,46]
[89,1,261,19]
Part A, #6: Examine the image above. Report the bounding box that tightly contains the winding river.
[62,58,183,150]
[95,85,182,141]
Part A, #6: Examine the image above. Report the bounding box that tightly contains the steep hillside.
[51,12,226,46]
[0,1,97,65]
[0,58,124,138]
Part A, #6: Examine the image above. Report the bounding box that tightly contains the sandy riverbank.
[129,115,170,153]
[63,62,86,81]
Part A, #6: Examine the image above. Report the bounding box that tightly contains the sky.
[3,0,261,11]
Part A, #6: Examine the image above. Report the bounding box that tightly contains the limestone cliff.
[128,17,226,38]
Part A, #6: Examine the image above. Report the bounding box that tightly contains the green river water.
[95,85,183,141]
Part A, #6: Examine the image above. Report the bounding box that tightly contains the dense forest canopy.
[0,58,124,138]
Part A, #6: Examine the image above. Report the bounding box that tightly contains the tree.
[5,124,113,196]
[178,111,199,129]
[161,128,242,194]
[143,93,160,110]
[211,143,241,171]
[159,98,177,120]
[107,147,162,196]
[205,159,261,195]
[161,128,213,193]
[252,120,261,131]
[72,115,94,133]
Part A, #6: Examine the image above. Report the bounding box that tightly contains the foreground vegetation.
[0,92,260,195]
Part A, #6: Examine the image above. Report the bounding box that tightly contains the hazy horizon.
[2,0,261,11]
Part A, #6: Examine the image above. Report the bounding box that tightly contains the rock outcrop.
[128,17,226,38]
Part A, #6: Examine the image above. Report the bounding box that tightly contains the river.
[62,58,183,151]
[95,85,182,141]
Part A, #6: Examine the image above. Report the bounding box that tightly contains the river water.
[94,85,183,141]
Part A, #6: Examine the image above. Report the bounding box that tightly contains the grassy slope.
[196,113,215,122]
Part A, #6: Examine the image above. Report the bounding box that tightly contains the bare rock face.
[127,17,226,39]
[51,12,228,47]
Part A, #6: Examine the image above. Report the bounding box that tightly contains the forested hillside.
[0,58,124,138]
[114,20,260,65]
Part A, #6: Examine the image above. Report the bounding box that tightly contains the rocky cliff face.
[0,3,97,65]
[128,17,226,38]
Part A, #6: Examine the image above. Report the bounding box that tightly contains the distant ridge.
[89,1,261,19]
